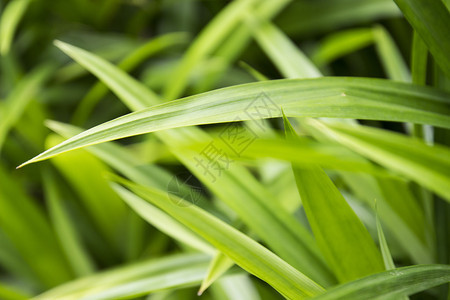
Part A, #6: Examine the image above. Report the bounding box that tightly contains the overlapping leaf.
[311,265,450,300]
[284,116,384,283]
[303,119,450,202]
[19,72,450,168]
[109,176,325,300]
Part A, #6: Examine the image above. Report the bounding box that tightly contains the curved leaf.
[18,75,450,168]
[0,0,31,55]
[284,115,384,283]
[394,0,450,77]
[34,254,210,300]
[303,119,450,202]
[109,177,325,299]
[311,265,450,300]
[48,40,332,285]
[0,65,52,150]
[198,252,234,295]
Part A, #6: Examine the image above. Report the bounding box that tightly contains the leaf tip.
[53,40,71,52]
[197,274,215,296]
[16,161,28,169]
[197,285,206,296]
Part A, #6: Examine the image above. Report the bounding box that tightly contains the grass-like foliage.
[1,0,449,299]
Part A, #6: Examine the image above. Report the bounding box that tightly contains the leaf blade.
[284,116,384,283]
[393,0,450,77]
[0,0,31,55]
[18,75,450,168]
[306,119,450,202]
[312,265,450,300]
[109,177,325,299]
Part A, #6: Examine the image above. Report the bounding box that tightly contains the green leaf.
[46,121,328,289]
[72,32,189,125]
[109,177,325,299]
[376,214,409,300]
[162,0,261,100]
[0,282,30,300]
[191,0,291,92]
[0,65,52,150]
[279,0,401,37]
[284,115,384,283]
[198,252,235,295]
[248,17,321,79]
[53,40,159,111]
[45,121,185,193]
[48,39,333,285]
[311,264,450,300]
[0,0,31,55]
[411,31,427,86]
[45,134,129,255]
[113,183,214,255]
[0,164,73,288]
[45,120,218,255]
[312,28,374,67]
[43,168,96,277]
[393,0,450,77]
[0,229,39,288]
[160,127,333,286]
[18,76,450,168]
[376,212,395,270]
[212,274,261,300]
[180,135,388,175]
[238,61,269,81]
[372,25,411,82]
[409,31,428,138]
[340,173,433,264]
[305,119,450,202]
[34,253,210,300]
[53,33,140,84]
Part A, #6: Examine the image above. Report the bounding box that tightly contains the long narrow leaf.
[376,213,395,270]
[45,134,129,255]
[0,65,52,150]
[198,252,235,295]
[312,28,374,67]
[43,168,96,277]
[181,135,388,175]
[34,254,210,300]
[0,0,31,55]
[304,119,450,202]
[248,17,321,79]
[114,184,214,255]
[312,264,450,300]
[0,165,73,288]
[109,177,325,299]
[394,0,450,77]
[162,0,260,100]
[284,115,384,283]
[18,76,450,168]
[0,282,29,300]
[72,32,188,125]
[212,274,261,300]
[372,25,411,82]
[36,39,335,285]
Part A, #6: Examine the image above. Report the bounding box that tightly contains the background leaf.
[110,177,325,299]
[285,115,384,283]
[312,265,450,300]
